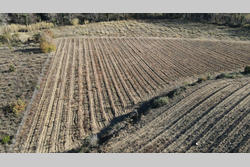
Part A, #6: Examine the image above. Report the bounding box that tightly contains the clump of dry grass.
[0,31,22,47]
[40,40,56,53]
[12,99,26,115]
[26,22,54,32]
[84,20,89,24]
[0,22,54,34]
[0,32,12,43]
[39,30,56,53]
[71,18,79,26]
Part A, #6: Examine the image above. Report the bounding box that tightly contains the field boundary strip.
[9,45,57,153]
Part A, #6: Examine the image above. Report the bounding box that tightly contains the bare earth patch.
[0,44,51,152]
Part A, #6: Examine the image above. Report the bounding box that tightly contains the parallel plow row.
[101,78,250,153]
[13,37,250,153]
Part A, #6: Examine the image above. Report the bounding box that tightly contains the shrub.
[197,77,207,83]
[40,40,56,53]
[215,73,227,79]
[84,20,89,24]
[1,135,10,144]
[215,73,240,79]
[152,97,169,108]
[39,30,56,53]
[207,75,212,80]
[71,18,79,26]
[243,66,250,74]
[12,99,26,116]
[243,24,250,29]
[43,29,54,38]
[4,99,26,116]
[0,32,12,44]
[8,64,16,72]
[33,33,41,42]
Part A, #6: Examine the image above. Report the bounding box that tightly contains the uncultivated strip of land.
[0,44,50,152]
[12,37,250,153]
[53,19,250,41]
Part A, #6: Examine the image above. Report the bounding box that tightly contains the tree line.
[0,13,249,27]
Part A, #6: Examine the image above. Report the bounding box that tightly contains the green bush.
[3,99,26,116]
[244,66,250,74]
[8,64,16,72]
[215,73,227,79]
[12,99,26,116]
[1,135,10,144]
[152,97,169,108]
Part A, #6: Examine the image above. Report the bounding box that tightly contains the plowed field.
[98,77,250,153]
[12,37,250,153]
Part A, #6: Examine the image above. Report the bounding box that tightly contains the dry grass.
[84,20,89,24]
[71,18,79,26]
[38,30,56,53]
[0,22,54,34]
[40,40,56,53]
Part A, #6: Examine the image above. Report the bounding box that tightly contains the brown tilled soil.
[0,44,51,152]
[12,37,250,153]
[84,77,250,153]
[1,20,250,153]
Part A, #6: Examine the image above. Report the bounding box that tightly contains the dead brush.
[71,18,79,26]
[40,40,56,53]
[39,30,56,53]
[0,22,54,34]
[0,32,12,44]
[84,20,89,24]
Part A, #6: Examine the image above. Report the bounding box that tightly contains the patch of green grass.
[1,135,10,144]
